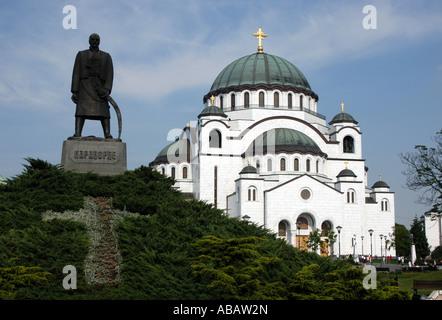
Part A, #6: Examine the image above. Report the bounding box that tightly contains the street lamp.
[242,215,250,222]
[296,221,302,250]
[361,236,364,256]
[384,235,388,263]
[336,226,342,259]
[369,229,374,264]
[379,234,384,265]
[353,234,357,257]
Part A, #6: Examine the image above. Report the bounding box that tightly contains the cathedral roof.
[205,53,318,102]
[329,112,358,125]
[239,165,257,174]
[337,168,357,178]
[150,139,190,165]
[198,105,227,118]
[244,128,326,157]
[372,180,390,189]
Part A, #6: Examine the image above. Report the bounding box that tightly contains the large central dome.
[206,53,317,100]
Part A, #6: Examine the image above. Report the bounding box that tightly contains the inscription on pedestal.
[62,138,127,176]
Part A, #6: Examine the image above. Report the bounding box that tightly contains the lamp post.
[296,221,302,250]
[384,235,388,263]
[353,234,356,258]
[361,236,364,257]
[336,226,342,259]
[242,215,250,222]
[379,234,384,266]
[369,229,374,264]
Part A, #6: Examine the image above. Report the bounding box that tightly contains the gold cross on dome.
[341,102,345,113]
[253,27,267,53]
[210,95,215,106]
[345,160,348,169]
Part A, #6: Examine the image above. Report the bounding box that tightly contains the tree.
[410,216,430,260]
[191,236,282,299]
[400,130,442,212]
[392,224,411,257]
[0,258,50,299]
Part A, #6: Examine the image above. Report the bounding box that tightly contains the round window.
[300,189,311,200]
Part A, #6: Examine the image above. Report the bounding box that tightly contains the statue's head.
[89,33,100,49]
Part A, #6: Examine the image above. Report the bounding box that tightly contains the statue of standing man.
[71,33,114,139]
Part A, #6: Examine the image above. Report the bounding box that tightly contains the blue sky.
[0,0,441,228]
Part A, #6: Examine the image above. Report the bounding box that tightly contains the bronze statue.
[71,33,117,139]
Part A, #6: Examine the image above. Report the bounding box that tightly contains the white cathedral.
[150,28,396,258]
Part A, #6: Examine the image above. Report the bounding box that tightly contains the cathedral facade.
[150,29,396,257]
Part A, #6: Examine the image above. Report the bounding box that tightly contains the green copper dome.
[150,139,190,165]
[206,53,317,100]
[329,112,358,125]
[244,128,326,157]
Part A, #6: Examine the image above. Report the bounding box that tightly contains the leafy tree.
[431,245,442,261]
[288,264,411,300]
[191,236,282,299]
[410,216,430,260]
[0,258,50,299]
[400,130,442,212]
[392,224,411,257]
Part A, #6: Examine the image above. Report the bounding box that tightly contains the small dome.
[337,168,357,178]
[329,112,358,125]
[205,53,317,102]
[244,128,326,157]
[150,139,190,165]
[239,165,257,174]
[198,105,227,118]
[372,180,390,189]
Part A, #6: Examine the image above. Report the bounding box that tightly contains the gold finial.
[248,157,251,166]
[345,160,348,169]
[341,102,345,113]
[210,95,215,107]
[253,27,267,53]
[186,122,190,127]
[379,173,382,181]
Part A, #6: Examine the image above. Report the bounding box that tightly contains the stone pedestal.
[61,137,127,176]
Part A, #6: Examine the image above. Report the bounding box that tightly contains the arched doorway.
[295,213,315,251]
[320,221,333,257]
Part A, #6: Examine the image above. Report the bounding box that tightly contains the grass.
[380,270,442,296]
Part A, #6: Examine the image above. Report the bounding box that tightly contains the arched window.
[171,167,176,179]
[347,189,356,203]
[274,92,279,108]
[161,167,165,175]
[299,95,303,108]
[381,199,389,211]
[321,221,332,236]
[182,166,188,179]
[259,91,265,107]
[248,186,257,201]
[209,129,222,148]
[316,160,319,173]
[278,221,288,237]
[231,94,236,110]
[306,159,311,172]
[244,92,250,108]
[220,95,224,110]
[288,93,293,109]
[267,158,272,171]
[294,158,299,171]
[343,136,355,153]
[296,217,309,229]
[256,160,260,174]
[280,158,286,171]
